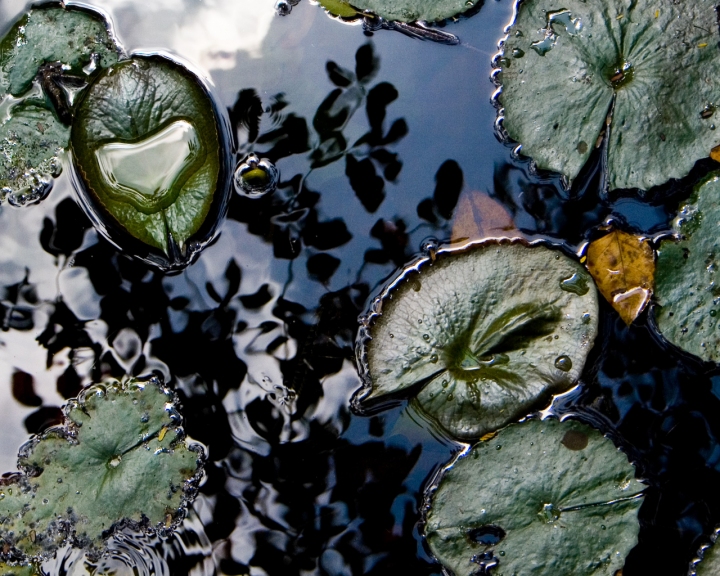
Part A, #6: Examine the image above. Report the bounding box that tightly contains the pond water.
[0,0,719,574]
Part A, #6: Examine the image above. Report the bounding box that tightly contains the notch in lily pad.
[71,54,232,271]
[425,418,645,576]
[0,375,203,563]
[0,3,120,205]
[354,239,599,440]
[497,0,720,193]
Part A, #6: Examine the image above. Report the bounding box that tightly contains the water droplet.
[389,334,394,338]
[499,551,506,556]
[601,524,606,530]
[531,30,557,56]
[42,498,48,504]
[554,355,573,371]
[430,354,439,363]
[56,477,62,483]
[423,334,430,341]
[442,380,449,388]
[234,153,279,198]
[711,310,717,317]
[412,280,422,292]
[418,319,423,324]
[512,48,525,58]
[547,9,583,35]
[447,393,454,401]
[560,272,590,295]
[141,412,150,423]
[539,503,560,523]
[582,312,591,324]
[496,445,502,450]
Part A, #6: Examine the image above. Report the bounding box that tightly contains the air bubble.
[512,48,524,58]
[234,153,279,198]
[423,334,430,340]
[554,355,572,371]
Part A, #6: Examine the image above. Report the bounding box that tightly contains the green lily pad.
[694,531,720,575]
[654,174,720,362]
[0,376,202,561]
[0,5,119,97]
[0,102,69,205]
[498,0,720,192]
[318,0,480,22]
[356,240,599,440]
[0,4,119,204]
[426,418,645,576]
[0,564,38,576]
[71,55,224,264]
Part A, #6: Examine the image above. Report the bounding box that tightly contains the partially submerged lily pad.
[0,4,119,204]
[71,55,230,270]
[356,240,599,439]
[0,376,203,562]
[426,418,645,576]
[693,528,720,575]
[498,0,720,192]
[654,174,720,362]
[318,0,480,22]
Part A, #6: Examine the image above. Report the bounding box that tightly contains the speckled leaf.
[71,56,221,256]
[0,5,118,97]
[0,377,202,561]
[426,418,644,576]
[347,0,480,22]
[655,174,720,362]
[0,102,68,205]
[359,241,599,439]
[499,0,720,192]
[586,229,655,325]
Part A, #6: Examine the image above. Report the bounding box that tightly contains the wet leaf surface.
[499,0,720,192]
[655,174,720,362]
[585,229,654,326]
[359,241,599,439]
[426,418,644,576]
[0,377,201,561]
[71,56,223,261]
[451,189,518,242]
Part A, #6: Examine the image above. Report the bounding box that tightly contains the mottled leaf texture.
[655,174,720,362]
[0,377,202,562]
[359,240,599,439]
[586,229,654,325]
[426,418,644,576]
[500,0,720,191]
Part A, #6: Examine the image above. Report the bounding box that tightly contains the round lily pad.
[498,0,720,192]
[654,174,720,363]
[318,0,480,22]
[355,240,599,440]
[0,376,203,561]
[425,418,645,576]
[71,55,231,270]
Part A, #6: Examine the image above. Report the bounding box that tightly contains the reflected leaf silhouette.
[230,88,264,145]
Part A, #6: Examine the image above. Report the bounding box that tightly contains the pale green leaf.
[499,0,720,191]
[321,0,480,22]
[0,377,202,561]
[426,418,644,576]
[359,241,599,439]
[695,534,720,576]
[655,174,720,362]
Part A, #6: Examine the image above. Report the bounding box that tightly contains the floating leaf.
[585,229,654,325]
[499,0,720,192]
[356,240,599,439]
[71,55,228,269]
[694,531,720,575]
[0,4,119,204]
[319,0,480,22]
[426,418,644,576]
[451,189,518,243]
[654,174,720,362]
[0,376,202,561]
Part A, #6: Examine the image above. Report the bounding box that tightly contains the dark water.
[0,0,719,574]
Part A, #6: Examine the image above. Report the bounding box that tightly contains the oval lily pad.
[71,55,230,270]
[498,0,720,192]
[355,240,599,440]
[654,174,720,362]
[0,376,203,562]
[318,0,480,22]
[425,418,645,576]
[0,4,119,204]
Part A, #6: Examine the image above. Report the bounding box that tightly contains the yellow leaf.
[699,43,708,48]
[451,189,518,243]
[158,426,167,441]
[585,229,655,325]
[480,431,498,442]
[711,144,720,163]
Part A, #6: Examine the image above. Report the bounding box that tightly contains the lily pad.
[425,418,645,576]
[0,376,202,561]
[694,530,720,575]
[71,55,229,269]
[498,0,720,192]
[356,240,599,439]
[0,103,69,206]
[318,0,480,22]
[0,4,119,204]
[654,174,720,362]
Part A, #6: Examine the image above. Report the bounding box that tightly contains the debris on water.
[234,153,279,198]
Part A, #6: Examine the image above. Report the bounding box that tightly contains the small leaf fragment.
[450,189,518,243]
[585,229,655,325]
[317,0,361,18]
[330,0,481,22]
[426,418,644,576]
